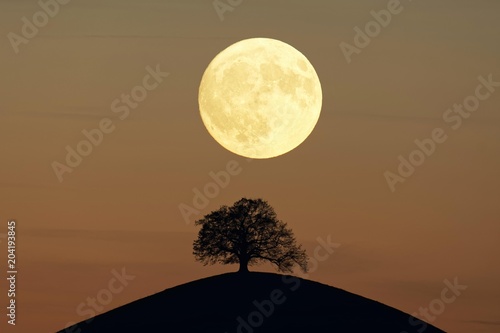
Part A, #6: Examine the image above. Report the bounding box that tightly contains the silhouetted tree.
[193,198,308,273]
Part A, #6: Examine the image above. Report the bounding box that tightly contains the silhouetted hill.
[59,272,445,333]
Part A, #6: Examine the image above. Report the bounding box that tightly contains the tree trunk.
[238,257,249,273]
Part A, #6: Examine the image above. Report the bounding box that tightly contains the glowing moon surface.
[198,38,322,159]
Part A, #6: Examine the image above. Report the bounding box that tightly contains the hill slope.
[60,272,444,332]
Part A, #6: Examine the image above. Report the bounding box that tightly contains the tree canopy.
[193,198,308,273]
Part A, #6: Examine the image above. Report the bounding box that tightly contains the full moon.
[198,38,322,159]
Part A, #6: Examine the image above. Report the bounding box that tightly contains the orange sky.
[1,0,499,332]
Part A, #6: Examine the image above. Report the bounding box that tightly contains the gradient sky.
[1,0,499,332]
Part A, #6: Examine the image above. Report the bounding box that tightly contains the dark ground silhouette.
[59,272,445,333]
